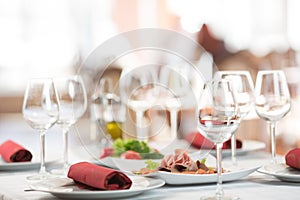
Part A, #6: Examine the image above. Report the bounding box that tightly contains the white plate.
[96,151,216,173]
[258,163,300,182]
[97,157,162,173]
[0,156,57,171]
[30,176,165,199]
[157,164,260,185]
[210,140,266,157]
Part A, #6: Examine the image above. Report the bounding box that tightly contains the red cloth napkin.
[285,148,300,170]
[185,132,242,149]
[0,140,32,162]
[67,162,132,190]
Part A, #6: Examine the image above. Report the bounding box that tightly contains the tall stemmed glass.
[119,66,158,141]
[255,70,291,164]
[197,79,240,200]
[215,71,254,164]
[53,75,87,175]
[22,78,59,180]
[159,65,189,140]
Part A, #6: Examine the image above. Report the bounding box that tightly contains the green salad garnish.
[112,138,163,159]
[145,160,160,170]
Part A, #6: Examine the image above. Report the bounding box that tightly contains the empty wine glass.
[159,65,190,140]
[197,79,240,200]
[215,71,254,165]
[22,78,59,180]
[119,66,158,141]
[52,75,87,175]
[255,70,291,164]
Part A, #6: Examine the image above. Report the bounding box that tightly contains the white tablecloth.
[1,114,300,200]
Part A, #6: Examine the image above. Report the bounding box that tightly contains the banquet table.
[1,114,300,200]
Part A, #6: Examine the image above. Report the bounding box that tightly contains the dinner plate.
[210,140,266,157]
[0,156,57,171]
[157,164,260,185]
[258,163,300,182]
[30,176,165,199]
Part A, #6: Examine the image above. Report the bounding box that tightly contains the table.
[1,114,300,200]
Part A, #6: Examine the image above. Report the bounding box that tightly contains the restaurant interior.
[0,0,300,199]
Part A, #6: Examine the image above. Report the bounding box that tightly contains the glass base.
[51,166,70,176]
[201,194,240,200]
[26,172,56,181]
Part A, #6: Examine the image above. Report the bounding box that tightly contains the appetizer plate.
[30,176,165,199]
[0,156,57,171]
[157,164,260,185]
[258,163,300,182]
[97,157,162,173]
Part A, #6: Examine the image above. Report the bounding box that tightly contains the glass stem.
[231,133,237,165]
[63,126,69,171]
[216,142,224,199]
[170,109,178,140]
[136,111,144,141]
[39,130,47,174]
[269,121,278,164]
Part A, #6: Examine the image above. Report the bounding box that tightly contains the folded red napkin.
[185,132,242,150]
[0,140,32,162]
[285,148,300,170]
[67,162,132,190]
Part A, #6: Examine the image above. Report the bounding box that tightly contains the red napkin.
[0,140,32,162]
[67,162,132,190]
[285,148,300,170]
[185,132,242,150]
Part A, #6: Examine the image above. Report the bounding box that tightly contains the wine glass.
[197,79,240,200]
[52,75,87,175]
[215,71,254,164]
[22,78,59,180]
[255,70,291,164]
[159,65,189,140]
[119,66,158,141]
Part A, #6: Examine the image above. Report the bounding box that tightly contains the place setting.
[0,68,298,200]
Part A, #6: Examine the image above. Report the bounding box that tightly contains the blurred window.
[0,0,115,96]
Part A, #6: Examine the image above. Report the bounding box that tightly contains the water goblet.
[159,65,190,140]
[52,75,87,175]
[215,71,254,165]
[197,79,240,200]
[119,66,158,141]
[255,70,291,164]
[22,78,59,180]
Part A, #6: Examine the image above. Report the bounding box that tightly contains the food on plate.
[285,148,300,170]
[185,132,242,150]
[158,149,221,174]
[99,138,164,160]
[134,160,160,175]
[120,150,142,160]
[0,140,32,162]
[68,162,132,190]
[136,149,224,175]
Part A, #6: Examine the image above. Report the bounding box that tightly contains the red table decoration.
[185,132,242,150]
[285,148,300,170]
[67,162,132,190]
[0,140,32,162]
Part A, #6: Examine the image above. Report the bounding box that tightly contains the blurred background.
[1,0,300,154]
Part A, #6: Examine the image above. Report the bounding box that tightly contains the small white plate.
[0,156,57,171]
[258,163,300,182]
[157,164,260,185]
[30,176,165,199]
